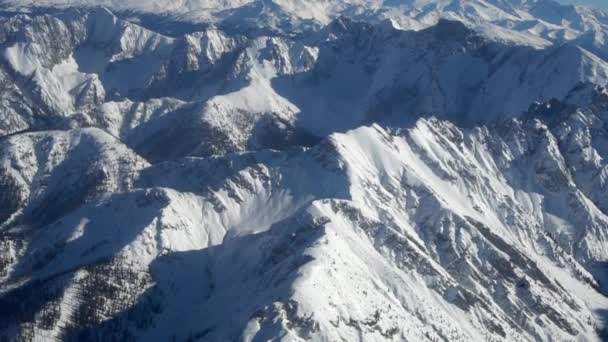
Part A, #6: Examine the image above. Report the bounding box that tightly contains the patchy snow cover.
[3,106,608,340]
[1,1,608,341]
[3,0,608,45]
[1,9,608,146]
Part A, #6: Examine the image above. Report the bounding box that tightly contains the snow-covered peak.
[2,2,608,341]
[3,107,608,340]
[2,0,608,44]
[2,7,608,153]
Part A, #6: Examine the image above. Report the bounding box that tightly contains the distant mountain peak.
[2,1,608,341]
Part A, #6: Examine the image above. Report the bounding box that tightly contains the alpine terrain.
[1,0,608,341]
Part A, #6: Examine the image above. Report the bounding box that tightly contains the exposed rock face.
[1,9,608,155]
[1,1,608,341]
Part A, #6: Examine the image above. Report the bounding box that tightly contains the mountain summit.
[1,1,608,341]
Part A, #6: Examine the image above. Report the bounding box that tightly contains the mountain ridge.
[2,0,608,41]
[1,1,608,341]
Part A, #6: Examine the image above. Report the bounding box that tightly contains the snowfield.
[1,1,608,341]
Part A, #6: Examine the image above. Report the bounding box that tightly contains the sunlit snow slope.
[1,1,608,341]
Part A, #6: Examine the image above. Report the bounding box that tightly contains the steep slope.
[2,87,608,340]
[1,2,608,342]
[1,9,608,162]
[3,0,608,44]
[0,128,148,227]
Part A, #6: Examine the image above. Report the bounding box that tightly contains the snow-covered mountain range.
[1,0,608,341]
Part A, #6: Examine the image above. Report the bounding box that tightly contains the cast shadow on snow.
[1,148,326,340]
[596,307,608,340]
[17,136,124,229]
[0,135,103,227]
[63,214,324,341]
[269,18,480,138]
[0,189,170,342]
[2,7,608,341]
